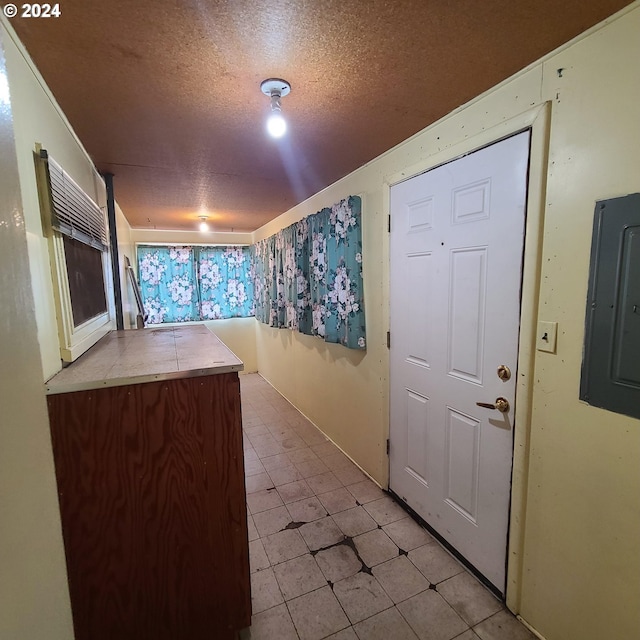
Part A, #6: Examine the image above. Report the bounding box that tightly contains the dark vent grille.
[45,153,108,251]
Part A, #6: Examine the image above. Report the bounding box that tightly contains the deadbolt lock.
[497,365,511,381]
[476,397,510,413]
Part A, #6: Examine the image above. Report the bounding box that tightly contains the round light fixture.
[199,216,209,232]
[260,78,291,139]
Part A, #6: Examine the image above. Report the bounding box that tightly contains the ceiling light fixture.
[260,78,291,139]
[199,216,209,232]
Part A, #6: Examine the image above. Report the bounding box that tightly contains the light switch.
[537,321,558,353]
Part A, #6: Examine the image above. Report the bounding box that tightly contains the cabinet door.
[47,373,250,640]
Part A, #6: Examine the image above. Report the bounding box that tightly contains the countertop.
[45,325,244,395]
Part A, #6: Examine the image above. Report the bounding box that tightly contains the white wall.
[251,6,640,640]
[0,22,74,640]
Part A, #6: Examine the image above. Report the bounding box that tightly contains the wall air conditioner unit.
[35,145,114,363]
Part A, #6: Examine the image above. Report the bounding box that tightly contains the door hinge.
[386,438,390,455]
[386,331,391,349]
[388,214,391,233]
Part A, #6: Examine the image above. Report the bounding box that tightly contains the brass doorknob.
[476,397,510,413]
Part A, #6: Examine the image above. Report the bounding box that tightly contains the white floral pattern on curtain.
[196,246,254,319]
[137,245,254,324]
[251,196,366,350]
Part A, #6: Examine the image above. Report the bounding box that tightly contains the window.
[36,147,112,363]
[136,245,253,324]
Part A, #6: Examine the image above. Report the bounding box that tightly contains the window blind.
[41,150,108,251]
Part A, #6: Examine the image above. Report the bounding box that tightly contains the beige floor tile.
[397,590,468,640]
[346,479,386,504]
[244,448,259,463]
[242,416,264,428]
[446,631,479,640]
[273,553,328,600]
[299,431,329,446]
[315,544,362,583]
[437,572,503,626]
[281,436,308,451]
[247,488,284,514]
[311,441,342,458]
[287,497,328,523]
[262,417,290,430]
[331,506,378,537]
[372,555,430,603]
[268,465,304,486]
[248,514,259,542]
[382,517,434,551]
[245,458,267,477]
[317,487,359,514]
[280,409,302,423]
[306,471,343,495]
[258,409,280,422]
[299,516,346,551]
[287,585,350,640]
[363,496,409,526]
[323,452,355,472]
[408,544,465,585]
[333,465,367,486]
[251,567,284,614]
[473,610,536,640]
[353,529,399,567]
[250,539,271,573]
[246,472,276,494]
[245,424,271,438]
[333,572,393,624]
[263,529,309,565]
[249,603,299,640]
[287,448,320,464]
[253,505,293,537]
[268,426,298,442]
[295,458,330,479]
[250,433,279,449]
[277,479,315,504]
[255,442,288,458]
[353,606,419,640]
[326,629,358,640]
[261,453,295,471]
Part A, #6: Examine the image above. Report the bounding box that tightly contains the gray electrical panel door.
[580,193,640,420]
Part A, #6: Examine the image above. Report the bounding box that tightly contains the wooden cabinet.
[47,372,250,640]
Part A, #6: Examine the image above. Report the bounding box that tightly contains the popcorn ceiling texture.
[10,0,632,231]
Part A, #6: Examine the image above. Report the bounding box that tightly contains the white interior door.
[389,131,530,593]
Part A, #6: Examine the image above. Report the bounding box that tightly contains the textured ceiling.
[11,0,632,232]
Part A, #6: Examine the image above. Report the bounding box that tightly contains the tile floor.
[240,374,536,640]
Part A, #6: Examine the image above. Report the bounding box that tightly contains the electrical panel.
[580,193,640,420]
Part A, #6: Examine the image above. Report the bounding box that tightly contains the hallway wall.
[3,17,120,380]
[252,5,640,640]
[0,22,74,640]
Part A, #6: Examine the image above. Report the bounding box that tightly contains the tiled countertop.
[45,325,244,395]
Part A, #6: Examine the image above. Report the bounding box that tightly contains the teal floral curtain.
[137,246,198,323]
[137,245,253,324]
[251,196,366,350]
[196,246,254,319]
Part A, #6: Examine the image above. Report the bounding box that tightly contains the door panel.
[389,131,530,593]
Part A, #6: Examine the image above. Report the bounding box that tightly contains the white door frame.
[383,103,550,612]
